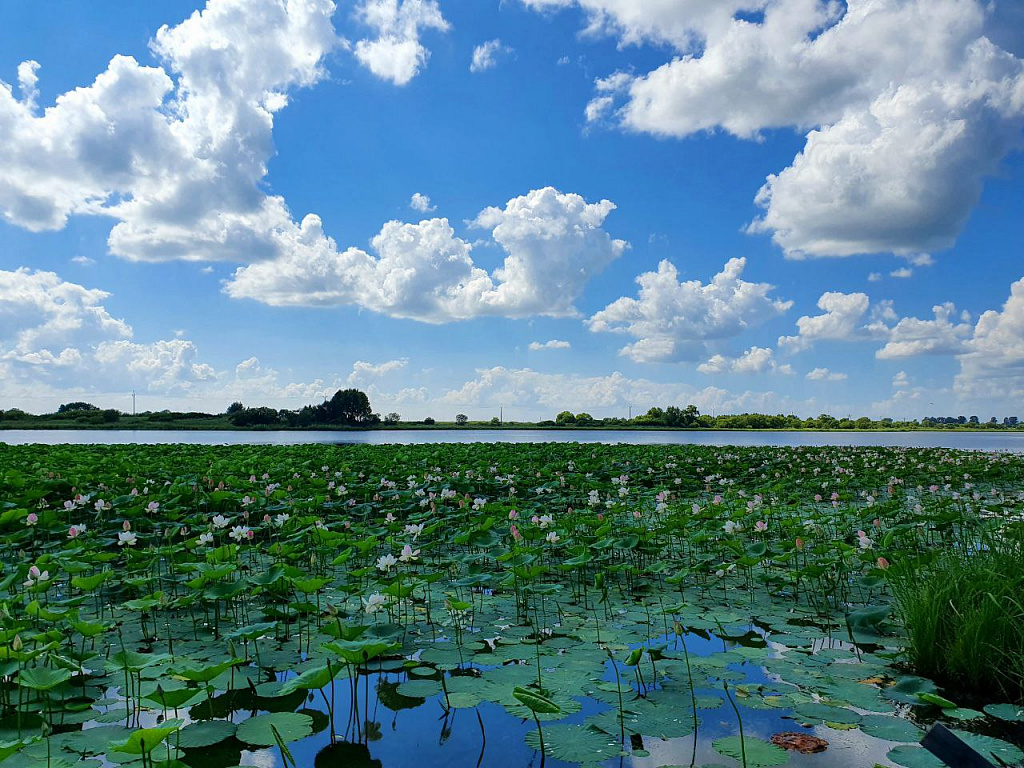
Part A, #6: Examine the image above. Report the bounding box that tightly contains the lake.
[3,428,1024,451]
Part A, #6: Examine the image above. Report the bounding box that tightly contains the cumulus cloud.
[697,346,793,375]
[409,192,436,212]
[347,358,409,385]
[528,339,571,351]
[436,365,811,419]
[0,268,215,394]
[0,0,343,265]
[226,187,627,322]
[778,291,891,353]
[955,278,1024,401]
[353,0,449,85]
[525,0,1024,259]
[876,303,972,359]
[0,267,382,411]
[806,367,848,382]
[588,257,792,363]
[470,39,512,73]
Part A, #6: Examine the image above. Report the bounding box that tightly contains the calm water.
[3,428,1024,451]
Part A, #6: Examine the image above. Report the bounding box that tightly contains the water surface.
[3,428,1024,451]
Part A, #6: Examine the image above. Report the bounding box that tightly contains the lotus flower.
[24,565,49,588]
[363,593,387,614]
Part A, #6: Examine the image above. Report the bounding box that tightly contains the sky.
[1,0,1023,422]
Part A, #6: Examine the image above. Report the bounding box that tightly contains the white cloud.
[890,267,913,279]
[518,0,745,50]
[0,268,381,411]
[867,272,882,282]
[588,257,792,363]
[71,255,96,267]
[226,187,627,322]
[876,302,972,359]
[436,365,811,419]
[409,192,436,212]
[0,0,342,265]
[904,253,935,267]
[955,277,1024,401]
[697,346,792,375]
[353,0,450,85]
[16,60,40,112]
[0,268,215,395]
[748,41,1024,258]
[778,291,891,353]
[806,367,847,382]
[470,39,512,73]
[526,0,1024,259]
[892,370,910,388]
[529,339,571,351]
[347,358,409,385]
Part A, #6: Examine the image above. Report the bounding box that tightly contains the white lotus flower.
[363,593,387,614]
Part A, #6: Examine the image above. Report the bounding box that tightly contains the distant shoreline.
[2,423,1021,434]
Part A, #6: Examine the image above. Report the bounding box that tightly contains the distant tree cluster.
[227,389,380,428]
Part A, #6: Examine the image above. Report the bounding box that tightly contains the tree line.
[1,394,1021,430]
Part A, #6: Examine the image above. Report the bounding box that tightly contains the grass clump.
[890,530,1024,703]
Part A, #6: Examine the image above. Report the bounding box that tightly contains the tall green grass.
[889,530,1024,703]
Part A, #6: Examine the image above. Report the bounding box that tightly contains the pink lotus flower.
[795,537,804,550]
[508,510,518,520]
[122,520,132,531]
[510,524,522,542]
[876,557,890,570]
[713,495,723,505]
[25,513,38,527]
[755,521,768,532]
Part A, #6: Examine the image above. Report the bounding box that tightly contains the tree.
[455,413,469,425]
[423,417,435,425]
[383,412,401,425]
[58,402,99,413]
[555,411,576,425]
[226,401,244,415]
[229,406,281,427]
[324,389,373,425]
[575,412,594,425]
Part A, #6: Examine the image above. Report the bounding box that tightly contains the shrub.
[888,529,1024,702]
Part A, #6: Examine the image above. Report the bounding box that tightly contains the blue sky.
[2,0,1023,420]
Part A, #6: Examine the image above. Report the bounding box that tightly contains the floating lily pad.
[524,724,621,764]
[235,712,313,746]
[712,736,789,767]
[176,720,237,749]
[984,703,1024,722]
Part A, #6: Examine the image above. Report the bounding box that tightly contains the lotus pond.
[0,443,1023,768]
